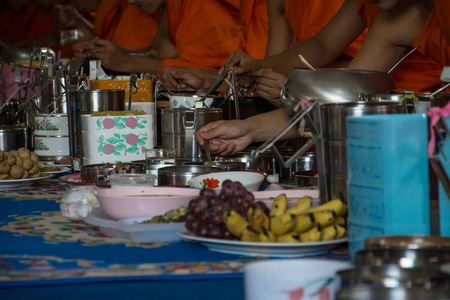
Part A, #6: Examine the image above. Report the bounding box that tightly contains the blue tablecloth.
[0,177,349,299]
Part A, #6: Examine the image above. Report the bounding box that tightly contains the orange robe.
[94,0,158,49]
[285,0,366,59]
[240,0,268,59]
[357,0,443,93]
[0,3,55,42]
[162,0,242,69]
[413,0,450,69]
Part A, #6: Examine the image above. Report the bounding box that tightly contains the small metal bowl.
[354,248,450,269]
[337,265,450,290]
[294,170,318,187]
[157,165,223,187]
[364,235,450,251]
[80,162,146,184]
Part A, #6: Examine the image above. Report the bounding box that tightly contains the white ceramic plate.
[178,230,348,257]
[41,165,72,175]
[0,174,53,190]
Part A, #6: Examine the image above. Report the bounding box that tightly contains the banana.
[335,224,346,239]
[311,210,336,227]
[299,225,322,242]
[240,226,260,242]
[270,213,296,236]
[305,198,347,217]
[331,216,346,227]
[277,232,301,243]
[269,193,288,217]
[321,225,338,241]
[292,213,315,233]
[330,216,347,239]
[248,206,269,233]
[259,227,277,242]
[223,210,248,237]
[285,196,312,215]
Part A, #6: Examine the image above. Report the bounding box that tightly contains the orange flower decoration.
[202,178,220,188]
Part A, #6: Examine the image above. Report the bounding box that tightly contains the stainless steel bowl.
[279,152,316,184]
[80,162,146,184]
[364,235,450,251]
[354,248,450,269]
[294,170,319,187]
[215,150,274,174]
[281,68,397,115]
[337,265,450,289]
[337,286,450,300]
[157,165,223,187]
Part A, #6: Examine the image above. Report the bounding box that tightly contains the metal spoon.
[298,54,316,71]
[387,46,420,74]
[430,82,450,98]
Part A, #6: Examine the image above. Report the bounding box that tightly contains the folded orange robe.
[240,0,268,59]
[95,0,158,49]
[358,0,443,93]
[162,0,242,69]
[285,0,366,59]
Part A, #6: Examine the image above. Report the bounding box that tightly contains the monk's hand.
[93,38,126,71]
[253,69,286,108]
[195,120,253,156]
[72,41,95,60]
[220,50,261,78]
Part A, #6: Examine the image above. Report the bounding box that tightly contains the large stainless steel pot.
[0,126,30,151]
[281,68,397,115]
[161,108,222,160]
[67,89,125,168]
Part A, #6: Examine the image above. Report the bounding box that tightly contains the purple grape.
[197,225,209,237]
[191,220,200,233]
[200,188,217,199]
[209,213,223,226]
[208,226,222,239]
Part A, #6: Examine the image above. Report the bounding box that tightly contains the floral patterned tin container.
[34,114,69,136]
[81,113,154,163]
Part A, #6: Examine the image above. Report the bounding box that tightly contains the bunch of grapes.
[184,180,269,240]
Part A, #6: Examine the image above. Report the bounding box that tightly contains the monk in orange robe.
[94,0,158,49]
[92,0,242,76]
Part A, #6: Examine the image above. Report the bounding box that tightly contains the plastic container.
[60,186,100,219]
[346,114,430,259]
[84,208,184,242]
[109,173,156,188]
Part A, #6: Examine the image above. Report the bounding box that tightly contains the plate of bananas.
[178,190,348,257]
[178,230,347,257]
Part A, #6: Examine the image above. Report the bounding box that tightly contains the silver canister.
[161,108,222,160]
[321,102,402,202]
[0,126,31,151]
[66,89,125,168]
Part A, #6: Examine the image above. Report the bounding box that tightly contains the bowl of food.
[80,162,146,184]
[188,171,265,192]
[94,186,200,220]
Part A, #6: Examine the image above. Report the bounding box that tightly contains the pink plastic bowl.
[95,187,199,220]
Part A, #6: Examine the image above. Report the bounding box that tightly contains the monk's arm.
[260,0,365,75]
[348,1,432,71]
[265,0,293,57]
